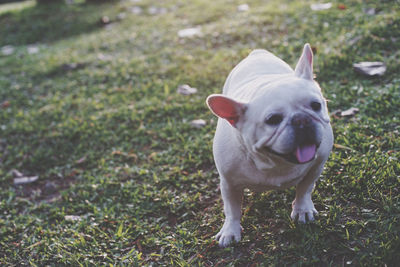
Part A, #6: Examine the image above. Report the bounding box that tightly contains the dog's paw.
[291,198,318,223]
[215,221,242,247]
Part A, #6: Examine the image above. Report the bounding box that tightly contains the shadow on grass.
[0,0,25,4]
[0,2,106,46]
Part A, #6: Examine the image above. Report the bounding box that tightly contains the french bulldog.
[206,44,333,247]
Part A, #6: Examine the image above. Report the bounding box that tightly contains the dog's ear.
[206,94,247,127]
[294,43,314,80]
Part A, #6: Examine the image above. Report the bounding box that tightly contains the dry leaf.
[27,45,39,54]
[177,84,198,95]
[100,16,111,25]
[1,45,14,56]
[148,6,167,15]
[341,107,359,117]
[14,176,39,185]
[111,150,138,160]
[76,156,87,164]
[237,4,250,12]
[11,169,39,185]
[130,6,143,15]
[178,27,202,38]
[11,169,24,177]
[334,143,354,151]
[65,215,82,222]
[1,100,10,109]
[353,62,386,76]
[148,152,158,160]
[364,8,376,15]
[190,119,206,128]
[117,12,126,20]
[310,3,332,11]
[331,109,342,117]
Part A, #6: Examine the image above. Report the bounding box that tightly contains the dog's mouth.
[264,144,318,164]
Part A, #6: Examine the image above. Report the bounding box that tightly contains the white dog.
[206,44,333,247]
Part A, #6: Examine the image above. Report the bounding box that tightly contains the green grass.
[0,0,399,265]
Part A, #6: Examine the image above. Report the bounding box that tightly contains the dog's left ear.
[294,43,314,80]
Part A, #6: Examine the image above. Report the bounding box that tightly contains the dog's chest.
[231,156,313,191]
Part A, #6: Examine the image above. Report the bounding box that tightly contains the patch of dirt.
[13,170,78,203]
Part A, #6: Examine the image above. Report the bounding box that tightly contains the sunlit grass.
[0,0,35,15]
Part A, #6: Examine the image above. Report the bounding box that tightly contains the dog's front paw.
[215,220,242,247]
[291,198,318,223]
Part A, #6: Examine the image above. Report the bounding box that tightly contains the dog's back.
[223,50,293,96]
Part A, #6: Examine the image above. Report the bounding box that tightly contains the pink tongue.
[295,144,316,163]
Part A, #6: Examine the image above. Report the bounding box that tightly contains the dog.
[206,44,333,247]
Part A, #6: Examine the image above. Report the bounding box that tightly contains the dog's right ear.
[294,43,314,80]
[206,94,247,127]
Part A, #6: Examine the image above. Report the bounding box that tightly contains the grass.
[0,0,399,265]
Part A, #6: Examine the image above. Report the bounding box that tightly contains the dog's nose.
[291,113,311,128]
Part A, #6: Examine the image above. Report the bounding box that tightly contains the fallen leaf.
[130,6,143,15]
[65,215,82,222]
[148,152,158,160]
[341,107,359,117]
[1,45,14,56]
[100,16,111,25]
[1,100,10,109]
[14,176,39,185]
[334,143,354,151]
[190,119,206,128]
[27,45,39,54]
[178,27,202,38]
[148,6,167,15]
[331,109,342,117]
[111,150,138,160]
[117,12,126,20]
[177,84,198,95]
[75,156,87,164]
[310,3,332,11]
[11,169,24,177]
[27,241,44,249]
[43,193,62,203]
[353,61,386,76]
[237,4,250,12]
[363,7,376,15]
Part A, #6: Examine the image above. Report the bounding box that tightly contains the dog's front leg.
[291,164,324,223]
[215,179,243,247]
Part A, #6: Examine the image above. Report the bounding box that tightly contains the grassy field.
[0,0,399,265]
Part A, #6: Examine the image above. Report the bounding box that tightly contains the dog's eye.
[311,101,321,112]
[265,114,283,125]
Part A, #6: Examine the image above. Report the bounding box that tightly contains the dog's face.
[207,46,331,165]
[243,79,330,164]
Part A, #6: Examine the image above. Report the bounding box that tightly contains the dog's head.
[207,44,330,164]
